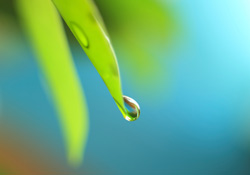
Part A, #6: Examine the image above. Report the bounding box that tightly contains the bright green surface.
[16,0,88,166]
[52,0,128,118]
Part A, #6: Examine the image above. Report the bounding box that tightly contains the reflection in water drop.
[123,95,140,121]
[70,22,89,48]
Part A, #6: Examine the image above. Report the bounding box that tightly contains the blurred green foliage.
[95,0,181,94]
[16,0,88,166]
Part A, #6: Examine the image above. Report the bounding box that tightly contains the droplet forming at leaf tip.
[123,95,140,121]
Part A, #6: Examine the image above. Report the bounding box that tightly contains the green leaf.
[52,0,126,117]
[16,0,88,166]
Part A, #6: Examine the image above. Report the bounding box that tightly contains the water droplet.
[123,95,140,121]
[70,22,89,48]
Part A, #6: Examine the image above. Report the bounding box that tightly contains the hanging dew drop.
[123,95,140,121]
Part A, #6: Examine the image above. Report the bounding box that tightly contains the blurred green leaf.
[16,0,88,166]
[95,0,181,94]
